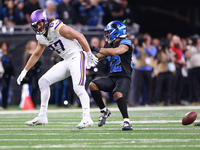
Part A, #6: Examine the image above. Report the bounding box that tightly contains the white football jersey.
[36,19,83,59]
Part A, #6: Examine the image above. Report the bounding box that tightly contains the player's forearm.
[24,54,40,71]
[99,45,127,56]
[78,34,91,52]
[95,53,107,61]
[99,48,116,56]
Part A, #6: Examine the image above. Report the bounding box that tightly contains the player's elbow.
[110,51,118,56]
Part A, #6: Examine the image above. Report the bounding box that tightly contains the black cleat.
[122,121,133,130]
[98,109,111,127]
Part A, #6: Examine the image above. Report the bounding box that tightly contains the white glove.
[17,69,28,85]
[86,51,98,67]
[86,61,92,69]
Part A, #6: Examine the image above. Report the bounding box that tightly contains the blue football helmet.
[104,21,127,44]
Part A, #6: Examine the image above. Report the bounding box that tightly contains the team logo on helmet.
[123,29,126,34]
[42,11,47,19]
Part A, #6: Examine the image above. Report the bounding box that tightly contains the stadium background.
[0,0,200,105]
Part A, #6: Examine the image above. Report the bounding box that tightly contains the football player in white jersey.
[17,9,98,129]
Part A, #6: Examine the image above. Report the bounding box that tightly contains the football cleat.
[122,121,133,131]
[76,117,94,129]
[25,116,48,126]
[98,109,111,127]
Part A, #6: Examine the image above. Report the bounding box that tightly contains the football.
[182,112,197,125]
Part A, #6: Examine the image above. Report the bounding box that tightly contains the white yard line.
[0,127,198,131]
[0,132,199,135]
[1,120,199,124]
[0,145,200,149]
[0,106,199,114]
[0,138,200,142]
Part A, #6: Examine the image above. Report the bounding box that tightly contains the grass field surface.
[0,105,200,150]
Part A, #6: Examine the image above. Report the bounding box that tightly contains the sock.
[38,78,50,117]
[74,85,90,118]
[124,118,130,123]
[100,107,107,112]
[91,90,105,109]
[116,97,129,119]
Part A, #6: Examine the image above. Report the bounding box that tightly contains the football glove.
[86,51,98,67]
[86,61,92,69]
[17,69,28,85]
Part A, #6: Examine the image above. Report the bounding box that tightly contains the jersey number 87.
[48,39,65,54]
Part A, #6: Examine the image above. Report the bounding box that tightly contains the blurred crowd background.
[0,0,200,109]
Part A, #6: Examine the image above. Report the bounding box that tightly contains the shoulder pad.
[120,39,132,47]
[49,19,63,31]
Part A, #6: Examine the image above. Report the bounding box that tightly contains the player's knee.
[73,85,86,97]
[89,82,98,91]
[38,77,50,90]
[113,92,123,100]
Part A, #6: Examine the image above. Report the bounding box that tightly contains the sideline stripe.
[0,106,200,114]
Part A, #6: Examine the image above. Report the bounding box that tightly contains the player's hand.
[86,61,92,69]
[86,51,98,67]
[17,69,28,85]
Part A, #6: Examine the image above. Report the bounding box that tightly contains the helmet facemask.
[31,19,48,35]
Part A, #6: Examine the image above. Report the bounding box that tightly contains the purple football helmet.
[30,9,49,35]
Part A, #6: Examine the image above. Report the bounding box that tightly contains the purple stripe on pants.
[78,51,85,86]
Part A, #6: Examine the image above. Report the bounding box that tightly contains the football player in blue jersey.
[17,9,98,129]
[89,21,133,130]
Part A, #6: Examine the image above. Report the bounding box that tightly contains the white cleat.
[25,116,48,126]
[76,117,94,129]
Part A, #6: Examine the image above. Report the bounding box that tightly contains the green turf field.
[0,106,200,150]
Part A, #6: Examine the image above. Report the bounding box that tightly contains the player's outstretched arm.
[17,42,46,85]
[95,53,107,61]
[99,44,129,56]
[24,42,46,71]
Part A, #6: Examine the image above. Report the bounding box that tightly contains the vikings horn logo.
[42,11,47,19]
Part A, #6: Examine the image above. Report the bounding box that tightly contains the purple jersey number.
[48,39,65,54]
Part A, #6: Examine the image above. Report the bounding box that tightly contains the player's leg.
[25,61,70,126]
[113,77,132,130]
[69,52,93,129]
[89,77,114,127]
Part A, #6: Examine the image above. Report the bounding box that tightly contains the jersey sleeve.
[49,19,64,33]
[120,39,132,47]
